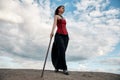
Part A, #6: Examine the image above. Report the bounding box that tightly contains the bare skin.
[50,6,65,38]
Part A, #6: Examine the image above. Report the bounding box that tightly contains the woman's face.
[59,6,65,14]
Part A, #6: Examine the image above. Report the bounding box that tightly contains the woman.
[50,5,69,75]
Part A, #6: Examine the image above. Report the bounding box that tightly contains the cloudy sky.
[0,0,120,74]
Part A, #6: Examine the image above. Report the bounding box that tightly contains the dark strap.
[58,14,63,19]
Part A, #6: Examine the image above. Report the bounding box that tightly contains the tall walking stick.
[41,37,52,78]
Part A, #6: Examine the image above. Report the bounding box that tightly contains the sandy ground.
[0,69,120,80]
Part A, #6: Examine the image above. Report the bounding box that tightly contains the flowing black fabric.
[51,33,69,70]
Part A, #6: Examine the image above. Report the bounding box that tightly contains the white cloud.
[0,10,23,23]
[70,57,120,74]
[90,10,103,17]
[0,55,53,70]
[65,0,120,61]
[0,0,52,61]
[0,56,22,68]
[101,57,120,65]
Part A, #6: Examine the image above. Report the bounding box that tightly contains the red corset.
[56,19,68,35]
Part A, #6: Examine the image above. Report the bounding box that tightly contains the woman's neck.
[58,13,63,18]
[58,12,62,15]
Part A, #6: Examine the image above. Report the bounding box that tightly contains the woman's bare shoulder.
[55,15,62,19]
[54,15,59,18]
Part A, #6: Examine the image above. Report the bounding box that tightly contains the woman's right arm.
[50,15,58,38]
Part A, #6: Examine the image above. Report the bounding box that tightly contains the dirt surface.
[0,69,120,80]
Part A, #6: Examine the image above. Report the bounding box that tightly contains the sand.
[0,69,120,80]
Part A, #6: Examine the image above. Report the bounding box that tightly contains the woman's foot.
[63,70,69,75]
[54,69,59,72]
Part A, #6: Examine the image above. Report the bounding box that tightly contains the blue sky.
[110,0,120,8]
[0,0,120,74]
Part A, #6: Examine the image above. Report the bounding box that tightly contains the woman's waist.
[55,32,68,36]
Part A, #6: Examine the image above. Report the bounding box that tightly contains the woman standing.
[50,5,69,75]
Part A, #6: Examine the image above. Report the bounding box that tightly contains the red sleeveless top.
[56,19,68,35]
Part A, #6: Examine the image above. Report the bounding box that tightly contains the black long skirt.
[51,33,69,70]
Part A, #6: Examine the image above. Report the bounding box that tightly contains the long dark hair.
[55,5,64,15]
